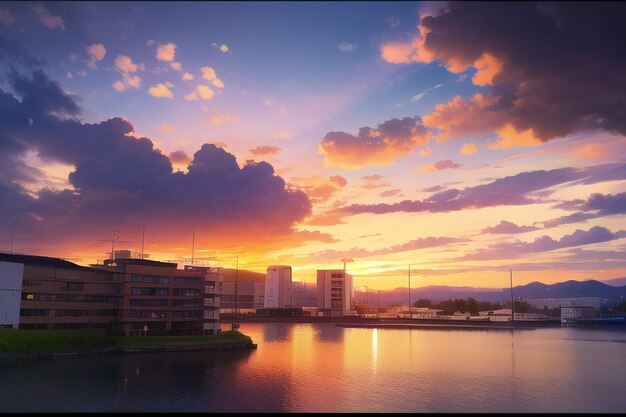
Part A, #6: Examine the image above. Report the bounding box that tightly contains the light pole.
[408,264,411,319]
[235,254,239,315]
[510,269,515,323]
[191,227,195,265]
[137,224,145,259]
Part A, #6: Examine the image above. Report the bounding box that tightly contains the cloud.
[542,212,598,229]
[319,116,431,169]
[185,92,198,101]
[170,61,182,71]
[413,159,462,173]
[200,66,224,88]
[418,147,432,156]
[114,55,139,73]
[168,150,190,165]
[380,189,404,198]
[360,174,390,190]
[86,43,106,69]
[161,123,172,133]
[0,68,313,254]
[182,72,194,81]
[481,220,540,234]
[148,83,173,98]
[196,84,215,100]
[338,42,356,52]
[204,108,239,126]
[334,163,626,217]
[307,236,469,263]
[386,2,626,144]
[250,146,280,156]
[65,71,73,79]
[291,175,347,204]
[460,142,477,155]
[32,4,65,30]
[0,8,15,26]
[156,42,176,61]
[220,44,229,53]
[458,226,626,261]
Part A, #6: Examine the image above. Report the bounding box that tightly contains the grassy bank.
[0,329,251,354]
[113,330,251,348]
[0,329,115,354]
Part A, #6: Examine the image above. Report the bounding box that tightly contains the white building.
[0,260,24,329]
[264,265,292,308]
[316,269,353,316]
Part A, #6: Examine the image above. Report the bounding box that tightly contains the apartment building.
[316,269,353,316]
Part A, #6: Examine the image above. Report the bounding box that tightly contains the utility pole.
[340,258,354,314]
[408,264,411,318]
[378,289,380,315]
[137,224,145,259]
[97,230,129,262]
[191,227,195,265]
[9,232,14,254]
[510,269,515,323]
[235,254,239,315]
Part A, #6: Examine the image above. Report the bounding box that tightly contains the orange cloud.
[571,142,608,161]
[291,175,348,204]
[460,142,478,155]
[423,93,503,141]
[319,116,431,169]
[156,42,176,61]
[413,159,463,173]
[250,145,281,156]
[489,124,543,149]
[148,83,174,98]
[472,53,503,86]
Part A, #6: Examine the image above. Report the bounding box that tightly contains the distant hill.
[221,270,626,307]
[357,280,626,307]
[600,277,626,287]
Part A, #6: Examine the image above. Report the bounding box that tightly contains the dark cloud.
[482,220,540,234]
[0,36,46,69]
[413,2,626,143]
[542,212,598,229]
[415,159,463,172]
[168,150,191,165]
[543,192,626,228]
[457,226,626,261]
[379,189,403,198]
[319,116,431,168]
[0,69,312,250]
[335,163,626,216]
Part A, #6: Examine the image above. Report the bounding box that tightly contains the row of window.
[129,275,203,285]
[21,293,120,304]
[20,309,118,316]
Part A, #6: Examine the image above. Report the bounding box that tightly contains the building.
[98,258,222,336]
[264,265,292,308]
[0,252,222,335]
[316,269,353,316]
[1,253,122,330]
[0,260,25,328]
[531,297,603,311]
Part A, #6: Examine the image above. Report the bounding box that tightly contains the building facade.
[0,260,25,328]
[0,253,222,335]
[316,269,353,316]
[264,265,292,308]
[99,258,222,336]
[1,253,122,330]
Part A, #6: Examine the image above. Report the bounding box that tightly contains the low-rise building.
[316,269,353,316]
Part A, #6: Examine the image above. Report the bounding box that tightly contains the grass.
[113,330,252,348]
[0,329,252,354]
[0,328,115,354]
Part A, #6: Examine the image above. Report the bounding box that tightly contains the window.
[92,309,119,317]
[130,274,169,284]
[55,309,89,317]
[174,278,200,285]
[20,309,48,316]
[173,288,201,296]
[22,280,42,287]
[128,310,167,318]
[130,287,169,296]
[331,273,343,278]
[172,311,201,318]
[62,282,85,291]
[172,300,199,308]
[129,299,168,307]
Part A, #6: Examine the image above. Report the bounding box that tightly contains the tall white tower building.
[316,269,353,316]
[264,265,292,308]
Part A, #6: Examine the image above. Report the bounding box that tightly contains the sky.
[1,1,625,290]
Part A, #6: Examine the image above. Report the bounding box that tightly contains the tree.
[413,298,432,308]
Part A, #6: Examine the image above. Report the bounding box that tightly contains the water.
[1,322,625,412]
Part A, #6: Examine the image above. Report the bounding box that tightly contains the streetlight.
[137,224,145,259]
[408,264,411,319]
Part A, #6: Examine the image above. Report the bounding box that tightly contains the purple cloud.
[335,164,626,216]
[458,226,626,261]
[482,220,540,234]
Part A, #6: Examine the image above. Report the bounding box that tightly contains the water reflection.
[1,324,625,412]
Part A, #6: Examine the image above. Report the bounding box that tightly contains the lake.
[1,322,625,412]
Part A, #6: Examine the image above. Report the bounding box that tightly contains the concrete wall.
[0,261,24,328]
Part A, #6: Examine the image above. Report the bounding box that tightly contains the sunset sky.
[1,1,625,290]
